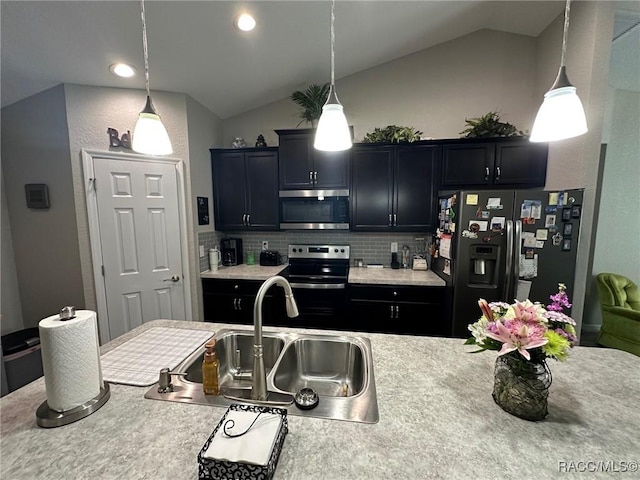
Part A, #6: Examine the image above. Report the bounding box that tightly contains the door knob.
[163,275,180,282]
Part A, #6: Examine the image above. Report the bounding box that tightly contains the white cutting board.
[101,327,214,386]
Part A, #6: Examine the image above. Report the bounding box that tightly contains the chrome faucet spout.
[252,275,298,401]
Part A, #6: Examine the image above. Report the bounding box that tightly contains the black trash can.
[2,327,44,393]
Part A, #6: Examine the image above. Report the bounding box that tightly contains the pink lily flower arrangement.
[466,284,577,362]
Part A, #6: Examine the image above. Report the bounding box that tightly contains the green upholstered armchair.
[596,273,640,357]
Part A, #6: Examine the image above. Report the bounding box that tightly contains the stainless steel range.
[286,244,350,328]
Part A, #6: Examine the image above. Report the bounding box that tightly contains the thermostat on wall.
[25,184,50,209]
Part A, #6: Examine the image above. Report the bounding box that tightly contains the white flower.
[468,316,489,343]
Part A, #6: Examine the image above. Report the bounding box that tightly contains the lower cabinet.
[202,279,285,327]
[348,285,448,336]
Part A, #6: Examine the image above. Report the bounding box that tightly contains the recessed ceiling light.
[109,63,136,78]
[235,13,256,32]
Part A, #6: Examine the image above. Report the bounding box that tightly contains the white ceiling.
[1,1,577,118]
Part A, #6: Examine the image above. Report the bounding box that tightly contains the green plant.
[290,84,330,126]
[363,125,423,143]
[460,111,524,138]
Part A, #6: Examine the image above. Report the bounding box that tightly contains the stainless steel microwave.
[279,189,349,230]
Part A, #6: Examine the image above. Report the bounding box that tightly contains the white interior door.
[87,153,188,341]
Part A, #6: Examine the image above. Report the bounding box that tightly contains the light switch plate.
[199,245,205,258]
[262,241,269,250]
[391,242,398,253]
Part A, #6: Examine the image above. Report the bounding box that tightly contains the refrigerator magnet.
[552,232,563,246]
[535,241,545,249]
[536,229,548,240]
[545,206,557,214]
[466,194,478,206]
[525,248,535,259]
[563,223,573,237]
[562,238,572,251]
[562,208,572,222]
[548,192,559,205]
[572,205,581,219]
[545,214,556,227]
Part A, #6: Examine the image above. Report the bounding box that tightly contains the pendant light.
[132,0,173,155]
[314,0,352,151]
[530,0,587,143]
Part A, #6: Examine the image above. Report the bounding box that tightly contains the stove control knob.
[334,249,338,253]
[340,249,345,253]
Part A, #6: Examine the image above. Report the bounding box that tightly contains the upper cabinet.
[351,144,440,231]
[441,138,548,188]
[276,129,350,190]
[211,148,279,231]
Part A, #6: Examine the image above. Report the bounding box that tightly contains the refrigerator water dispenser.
[469,245,498,285]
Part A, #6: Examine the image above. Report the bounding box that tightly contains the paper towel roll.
[39,310,103,412]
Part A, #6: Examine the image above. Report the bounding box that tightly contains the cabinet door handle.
[246,214,250,226]
[393,214,397,226]
[238,298,242,309]
[485,166,490,181]
[233,298,238,310]
[390,305,394,319]
[309,171,313,182]
[242,214,247,226]
[395,305,399,319]
[388,214,392,227]
[496,166,501,180]
[313,171,317,182]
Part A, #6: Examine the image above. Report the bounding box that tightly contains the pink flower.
[504,300,547,324]
[478,298,494,321]
[486,319,549,360]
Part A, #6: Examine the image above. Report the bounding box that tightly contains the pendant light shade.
[132,0,173,155]
[314,0,352,152]
[132,96,173,155]
[530,0,587,143]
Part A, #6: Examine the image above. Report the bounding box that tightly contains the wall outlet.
[262,241,269,251]
[199,245,205,258]
[391,242,398,253]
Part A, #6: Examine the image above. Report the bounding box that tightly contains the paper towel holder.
[36,383,110,428]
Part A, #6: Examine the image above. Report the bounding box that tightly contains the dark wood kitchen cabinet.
[348,284,448,336]
[351,144,440,231]
[441,138,548,188]
[276,129,350,190]
[211,148,279,231]
[202,279,284,326]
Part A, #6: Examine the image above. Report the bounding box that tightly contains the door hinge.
[89,177,97,192]
[101,265,105,276]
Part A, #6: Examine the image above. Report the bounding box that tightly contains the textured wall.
[222,29,538,147]
[1,172,25,335]
[1,84,82,328]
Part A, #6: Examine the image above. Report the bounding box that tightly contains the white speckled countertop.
[2,320,639,479]
[348,267,446,286]
[200,264,288,280]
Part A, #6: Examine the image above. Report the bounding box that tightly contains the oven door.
[289,282,348,329]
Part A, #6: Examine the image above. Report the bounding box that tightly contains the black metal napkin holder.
[198,403,288,480]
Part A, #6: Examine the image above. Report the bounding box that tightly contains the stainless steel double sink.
[144,328,379,424]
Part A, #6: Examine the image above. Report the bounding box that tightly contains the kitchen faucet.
[252,275,299,401]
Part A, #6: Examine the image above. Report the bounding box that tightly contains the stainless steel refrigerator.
[432,189,583,337]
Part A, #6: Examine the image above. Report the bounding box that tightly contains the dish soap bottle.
[202,340,219,395]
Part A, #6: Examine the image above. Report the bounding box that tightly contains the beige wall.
[535,2,614,337]
[1,84,82,328]
[1,171,25,335]
[1,84,221,333]
[223,29,538,147]
[185,95,223,319]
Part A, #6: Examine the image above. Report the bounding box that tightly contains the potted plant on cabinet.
[290,83,330,127]
[460,111,525,138]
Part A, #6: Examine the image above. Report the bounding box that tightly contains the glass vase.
[492,353,552,421]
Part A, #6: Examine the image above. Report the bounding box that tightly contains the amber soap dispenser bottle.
[202,340,219,395]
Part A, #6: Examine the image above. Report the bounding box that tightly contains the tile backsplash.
[198,230,432,272]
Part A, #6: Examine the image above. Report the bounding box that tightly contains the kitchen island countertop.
[2,320,638,479]
[348,266,446,286]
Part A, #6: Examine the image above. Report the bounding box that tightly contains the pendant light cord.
[140,0,151,97]
[560,0,571,67]
[330,0,336,87]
